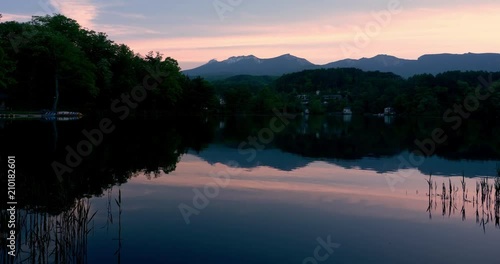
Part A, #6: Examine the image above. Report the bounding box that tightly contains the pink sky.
[122,3,500,69]
[3,0,500,70]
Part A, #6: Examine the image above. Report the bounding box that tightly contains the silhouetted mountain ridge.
[184,54,317,78]
[183,53,500,78]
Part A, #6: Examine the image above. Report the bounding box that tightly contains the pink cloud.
[0,13,32,22]
[49,0,98,29]
[112,3,499,70]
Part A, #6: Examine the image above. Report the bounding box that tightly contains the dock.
[0,111,83,120]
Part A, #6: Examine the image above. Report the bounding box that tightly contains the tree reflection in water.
[2,116,500,262]
[0,117,216,264]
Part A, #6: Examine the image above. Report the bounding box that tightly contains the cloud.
[97,24,162,36]
[0,13,32,22]
[100,11,146,20]
[18,0,495,70]
[119,2,500,70]
[49,0,98,29]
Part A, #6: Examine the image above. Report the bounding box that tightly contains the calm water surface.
[0,115,499,263]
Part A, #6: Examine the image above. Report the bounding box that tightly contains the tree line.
[0,15,217,115]
[214,68,500,116]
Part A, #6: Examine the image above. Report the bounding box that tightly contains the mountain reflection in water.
[1,115,499,263]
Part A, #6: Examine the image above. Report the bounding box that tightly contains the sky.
[2,0,500,70]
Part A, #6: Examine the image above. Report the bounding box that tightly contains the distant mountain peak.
[275,53,312,65]
[277,53,302,59]
[371,54,397,59]
[227,55,256,59]
[224,55,261,64]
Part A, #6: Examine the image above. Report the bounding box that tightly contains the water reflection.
[0,117,215,214]
[114,189,123,264]
[0,199,95,264]
[271,115,500,161]
[425,174,500,232]
[0,118,214,263]
[384,115,394,125]
[1,116,500,263]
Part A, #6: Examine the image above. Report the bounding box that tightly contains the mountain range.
[183,53,500,79]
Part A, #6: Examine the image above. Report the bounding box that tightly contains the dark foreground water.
[0,115,499,263]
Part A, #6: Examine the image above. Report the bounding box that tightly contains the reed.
[11,198,97,264]
[113,189,123,263]
[426,173,433,219]
[495,173,500,228]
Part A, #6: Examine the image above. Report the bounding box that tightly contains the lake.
[0,114,499,263]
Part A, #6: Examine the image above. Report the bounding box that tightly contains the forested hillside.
[0,15,217,114]
[213,68,500,116]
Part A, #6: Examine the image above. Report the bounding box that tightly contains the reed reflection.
[0,199,95,264]
[425,171,500,233]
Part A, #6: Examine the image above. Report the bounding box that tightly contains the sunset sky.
[2,0,500,70]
